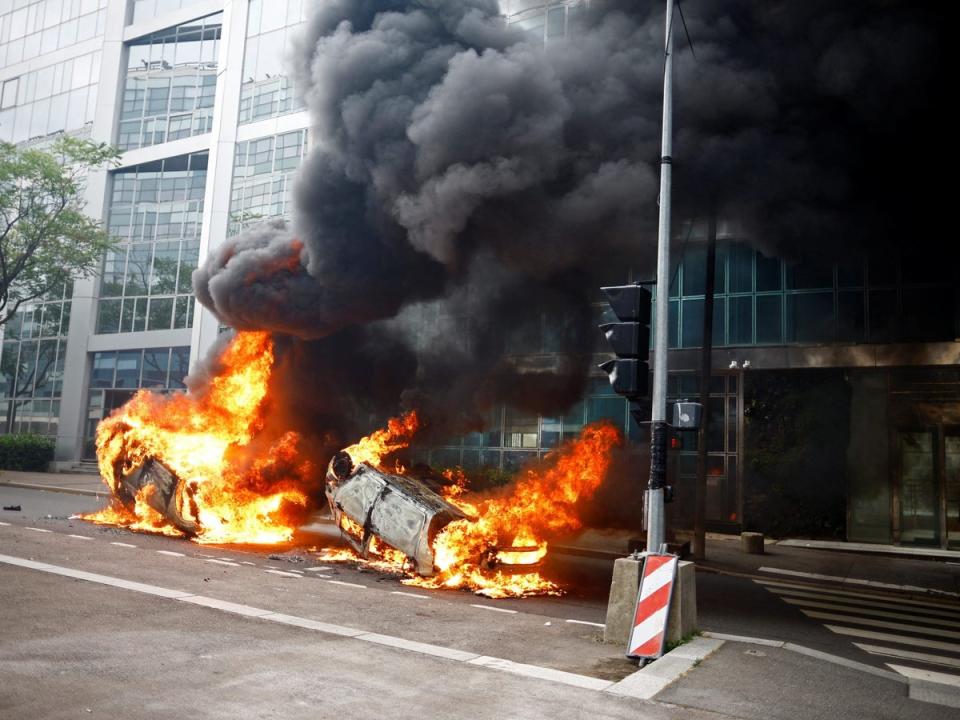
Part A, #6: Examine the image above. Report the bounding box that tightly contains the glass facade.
[129,0,206,25]
[0,282,72,437]
[0,48,99,142]
[0,0,106,69]
[238,0,306,124]
[228,128,306,235]
[118,11,221,150]
[97,152,207,334]
[667,242,959,349]
[83,345,189,456]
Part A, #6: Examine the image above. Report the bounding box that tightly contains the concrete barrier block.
[603,557,642,645]
[666,560,697,644]
[741,531,765,554]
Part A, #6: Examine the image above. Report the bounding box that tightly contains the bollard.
[741,531,765,554]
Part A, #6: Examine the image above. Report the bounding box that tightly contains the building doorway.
[895,427,960,549]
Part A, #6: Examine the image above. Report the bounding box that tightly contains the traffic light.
[598,283,652,399]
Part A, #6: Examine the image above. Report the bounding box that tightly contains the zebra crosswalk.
[755,577,960,684]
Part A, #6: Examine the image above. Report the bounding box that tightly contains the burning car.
[324,450,469,575]
[114,455,198,536]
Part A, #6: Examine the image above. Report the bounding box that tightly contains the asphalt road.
[2,487,958,719]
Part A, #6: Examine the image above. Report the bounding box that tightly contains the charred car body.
[115,457,198,535]
[324,451,468,575]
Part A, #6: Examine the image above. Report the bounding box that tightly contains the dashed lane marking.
[110,542,137,548]
[156,550,185,557]
[470,604,517,614]
[265,569,302,578]
[68,534,91,541]
[391,591,430,600]
[239,561,256,566]
[0,521,10,526]
[205,559,240,567]
[566,619,605,628]
[25,527,51,533]
[305,566,332,572]
[327,579,366,589]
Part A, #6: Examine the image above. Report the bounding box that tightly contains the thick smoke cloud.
[193,0,948,445]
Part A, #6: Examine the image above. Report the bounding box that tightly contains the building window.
[229,128,307,235]
[0,0,107,71]
[83,346,190,457]
[129,0,208,25]
[97,152,207,334]
[238,0,308,125]
[0,283,73,438]
[0,50,100,143]
[118,12,222,150]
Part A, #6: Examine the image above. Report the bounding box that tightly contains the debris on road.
[3,505,21,511]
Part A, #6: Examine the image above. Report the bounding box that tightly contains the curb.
[0,481,108,498]
[605,636,724,700]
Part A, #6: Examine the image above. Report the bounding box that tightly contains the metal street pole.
[647,0,675,555]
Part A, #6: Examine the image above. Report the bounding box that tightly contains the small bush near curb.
[0,434,55,471]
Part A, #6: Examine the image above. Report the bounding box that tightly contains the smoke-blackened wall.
[193,0,949,446]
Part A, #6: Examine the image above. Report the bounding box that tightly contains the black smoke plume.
[194,0,948,447]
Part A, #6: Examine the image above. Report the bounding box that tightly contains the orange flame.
[343,411,420,467]
[84,331,310,544]
[408,422,621,597]
[323,421,621,598]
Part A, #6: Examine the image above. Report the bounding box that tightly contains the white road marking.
[468,656,613,691]
[0,552,663,696]
[261,613,363,637]
[264,569,302,578]
[701,632,785,647]
[239,561,256,566]
[110,542,137,548]
[305,566,332,572]
[156,550,185,557]
[758,582,960,616]
[204,559,240,567]
[358,633,479,662]
[566,619,605,628]
[0,521,10,526]
[327,579,366,589]
[758,566,958,597]
[470,604,517,614]
[25,527,51,533]
[826,625,960,653]
[854,643,960,670]
[783,598,960,627]
[0,553,191,599]
[802,610,960,639]
[887,664,960,687]
[391,591,430,600]
[68,534,91,541]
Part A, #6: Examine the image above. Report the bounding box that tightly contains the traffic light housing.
[598,283,652,399]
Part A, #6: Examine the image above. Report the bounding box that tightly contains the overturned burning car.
[324,450,544,577]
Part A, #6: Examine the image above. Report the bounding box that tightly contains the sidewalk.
[0,469,109,497]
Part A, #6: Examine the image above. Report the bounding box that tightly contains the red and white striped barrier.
[626,553,678,659]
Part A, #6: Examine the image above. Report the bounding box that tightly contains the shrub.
[0,434,55,471]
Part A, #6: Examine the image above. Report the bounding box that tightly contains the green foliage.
[0,433,55,471]
[0,136,120,325]
[468,465,515,491]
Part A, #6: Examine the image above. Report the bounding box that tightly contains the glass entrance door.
[898,430,940,546]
